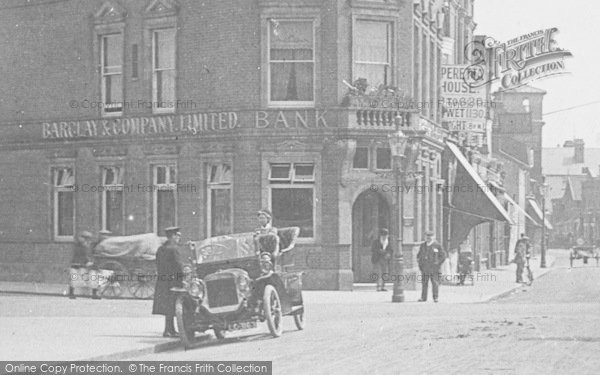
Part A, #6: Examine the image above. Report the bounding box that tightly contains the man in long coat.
[152,226,185,337]
[417,231,447,302]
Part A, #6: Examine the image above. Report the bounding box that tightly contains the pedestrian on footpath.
[511,233,529,283]
[417,231,446,302]
[371,228,392,291]
[68,230,101,300]
[152,226,185,337]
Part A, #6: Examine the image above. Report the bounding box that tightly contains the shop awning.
[504,193,540,226]
[447,142,514,250]
[527,198,553,230]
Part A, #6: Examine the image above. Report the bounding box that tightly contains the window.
[131,44,139,79]
[208,164,232,237]
[376,147,392,170]
[152,164,177,233]
[152,28,176,113]
[421,31,428,116]
[101,166,124,234]
[269,163,315,238]
[101,34,123,116]
[353,147,369,169]
[430,40,436,120]
[355,20,392,88]
[52,167,74,239]
[269,19,315,106]
[413,24,420,104]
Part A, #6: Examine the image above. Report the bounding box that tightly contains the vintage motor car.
[570,239,600,267]
[171,227,304,348]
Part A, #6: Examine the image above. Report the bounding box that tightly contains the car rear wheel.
[293,310,305,330]
[263,285,283,337]
[175,295,195,348]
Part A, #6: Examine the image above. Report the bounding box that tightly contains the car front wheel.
[262,285,283,337]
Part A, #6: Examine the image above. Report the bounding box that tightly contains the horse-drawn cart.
[94,233,166,299]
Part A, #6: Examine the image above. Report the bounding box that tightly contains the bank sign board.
[441,65,487,133]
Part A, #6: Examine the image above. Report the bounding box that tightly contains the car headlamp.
[186,279,205,299]
[238,276,250,292]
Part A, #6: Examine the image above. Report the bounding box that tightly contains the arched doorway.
[352,189,391,283]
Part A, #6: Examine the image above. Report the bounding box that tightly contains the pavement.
[0,252,558,362]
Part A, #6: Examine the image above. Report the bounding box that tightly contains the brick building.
[1,0,485,290]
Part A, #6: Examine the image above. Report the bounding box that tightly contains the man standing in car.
[417,231,446,302]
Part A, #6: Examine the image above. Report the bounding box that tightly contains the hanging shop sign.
[441,64,488,133]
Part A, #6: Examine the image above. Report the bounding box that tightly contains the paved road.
[132,250,600,374]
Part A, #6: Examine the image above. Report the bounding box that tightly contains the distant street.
[133,250,600,374]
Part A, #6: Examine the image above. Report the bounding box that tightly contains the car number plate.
[227,321,257,331]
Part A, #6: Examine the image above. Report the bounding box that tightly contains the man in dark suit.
[417,230,446,302]
[371,228,393,291]
[152,226,185,337]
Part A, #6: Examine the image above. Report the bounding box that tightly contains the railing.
[348,109,412,130]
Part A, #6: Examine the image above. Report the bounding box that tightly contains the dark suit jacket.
[417,241,446,274]
[371,238,393,264]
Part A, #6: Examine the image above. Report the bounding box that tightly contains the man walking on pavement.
[417,231,446,302]
[512,233,529,283]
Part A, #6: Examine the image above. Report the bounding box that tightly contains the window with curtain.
[101,34,123,116]
[153,28,176,112]
[53,167,75,238]
[269,19,314,104]
[208,164,232,237]
[101,166,124,234]
[153,164,177,234]
[354,20,392,89]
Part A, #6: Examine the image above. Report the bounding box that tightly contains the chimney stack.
[574,139,585,163]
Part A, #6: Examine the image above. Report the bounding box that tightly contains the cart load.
[94,233,166,260]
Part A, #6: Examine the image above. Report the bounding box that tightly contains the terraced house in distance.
[0,0,493,291]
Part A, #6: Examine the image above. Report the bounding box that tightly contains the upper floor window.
[101,34,123,116]
[353,147,369,169]
[152,28,176,113]
[354,20,392,89]
[269,19,315,106]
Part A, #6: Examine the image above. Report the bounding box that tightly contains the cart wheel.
[175,295,196,348]
[262,285,283,337]
[98,260,127,298]
[128,268,155,299]
[293,309,305,330]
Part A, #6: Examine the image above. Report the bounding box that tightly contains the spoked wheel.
[293,309,305,330]
[263,285,283,337]
[98,260,127,298]
[175,295,196,348]
[128,268,155,299]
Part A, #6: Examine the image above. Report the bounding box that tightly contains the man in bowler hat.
[417,230,446,302]
[152,226,185,337]
[371,228,393,291]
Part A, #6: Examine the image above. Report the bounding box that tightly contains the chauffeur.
[417,231,447,303]
[152,226,185,337]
